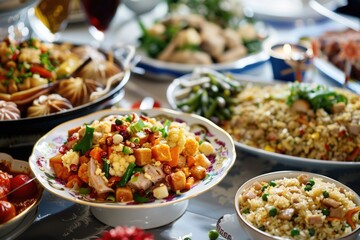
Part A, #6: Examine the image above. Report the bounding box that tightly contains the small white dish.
[234,171,360,240]
[29,108,236,229]
[0,153,43,238]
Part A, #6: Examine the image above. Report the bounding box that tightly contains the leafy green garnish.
[129,119,145,133]
[73,125,94,155]
[138,18,187,58]
[40,51,56,71]
[286,83,348,113]
[160,119,171,138]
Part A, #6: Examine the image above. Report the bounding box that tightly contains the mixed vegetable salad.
[49,112,218,203]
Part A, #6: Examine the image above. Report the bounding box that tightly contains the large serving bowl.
[0,152,43,239]
[29,108,236,229]
[0,42,134,151]
[234,171,360,240]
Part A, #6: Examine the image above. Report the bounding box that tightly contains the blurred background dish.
[114,0,272,81]
[240,0,345,23]
[0,0,38,41]
[123,0,163,16]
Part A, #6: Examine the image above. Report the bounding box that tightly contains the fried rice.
[238,174,360,239]
[222,83,360,161]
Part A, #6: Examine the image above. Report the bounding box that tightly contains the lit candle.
[269,43,311,82]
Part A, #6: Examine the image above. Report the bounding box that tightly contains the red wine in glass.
[81,0,121,42]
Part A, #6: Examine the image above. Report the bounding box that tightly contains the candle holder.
[268,43,312,82]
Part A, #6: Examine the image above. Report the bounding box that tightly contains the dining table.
[3,1,360,240]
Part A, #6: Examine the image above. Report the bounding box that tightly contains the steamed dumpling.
[27,94,73,117]
[0,100,21,120]
[74,61,122,86]
[56,77,102,106]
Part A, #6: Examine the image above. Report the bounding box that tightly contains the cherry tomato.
[10,174,37,199]
[0,171,11,200]
[0,200,16,224]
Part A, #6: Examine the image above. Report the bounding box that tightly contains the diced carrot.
[169,146,180,167]
[151,144,171,162]
[296,115,309,125]
[79,155,90,164]
[346,206,360,230]
[52,162,71,181]
[90,146,104,162]
[187,155,196,167]
[134,148,152,166]
[115,187,133,202]
[66,175,83,188]
[184,176,195,190]
[77,163,89,183]
[49,153,63,169]
[326,217,343,221]
[169,171,186,192]
[108,176,121,188]
[68,126,81,137]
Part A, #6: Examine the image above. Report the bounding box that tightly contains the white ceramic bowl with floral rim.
[234,171,360,240]
[29,108,236,229]
[0,153,43,239]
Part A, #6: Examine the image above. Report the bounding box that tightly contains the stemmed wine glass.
[27,0,71,42]
[80,0,121,48]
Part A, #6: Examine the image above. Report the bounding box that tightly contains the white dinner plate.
[240,0,344,22]
[314,58,360,94]
[167,70,360,169]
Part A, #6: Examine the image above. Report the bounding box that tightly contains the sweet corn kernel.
[264,145,275,152]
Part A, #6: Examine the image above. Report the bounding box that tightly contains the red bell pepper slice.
[30,65,53,78]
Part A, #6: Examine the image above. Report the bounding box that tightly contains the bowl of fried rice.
[235,171,360,240]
